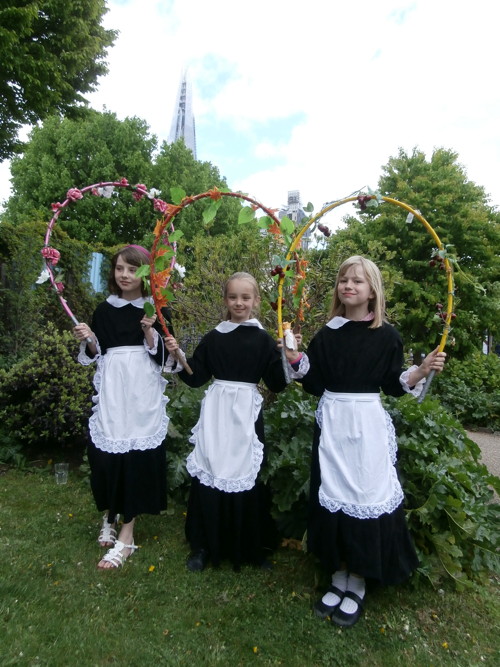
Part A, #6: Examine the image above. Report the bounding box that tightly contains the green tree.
[0,1,116,161]
[324,148,500,358]
[152,140,242,241]
[3,111,158,244]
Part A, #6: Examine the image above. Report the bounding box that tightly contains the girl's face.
[114,255,143,300]
[337,265,374,313]
[224,278,260,323]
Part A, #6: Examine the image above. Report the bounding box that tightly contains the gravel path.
[466,429,500,501]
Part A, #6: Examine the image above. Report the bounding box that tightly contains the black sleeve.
[178,332,213,388]
[300,333,325,397]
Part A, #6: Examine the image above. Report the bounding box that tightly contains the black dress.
[177,321,287,569]
[79,296,172,524]
[302,318,419,585]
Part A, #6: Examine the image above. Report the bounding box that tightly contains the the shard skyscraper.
[168,72,197,159]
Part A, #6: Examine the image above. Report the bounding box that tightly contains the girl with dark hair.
[74,245,173,569]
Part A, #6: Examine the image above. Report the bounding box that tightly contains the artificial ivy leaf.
[280,216,295,235]
[143,301,155,317]
[203,199,221,224]
[238,206,256,224]
[135,264,150,278]
[257,215,272,229]
[170,186,186,205]
[168,229,184,243]
[154,250,174,270]
[304,202,314,212]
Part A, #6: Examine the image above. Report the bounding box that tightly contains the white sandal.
[98,540,138,569]
[97,513,120,547]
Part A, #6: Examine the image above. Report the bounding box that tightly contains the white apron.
[186,379,264,492]
[316,391,404,519]
[89,346,169,453]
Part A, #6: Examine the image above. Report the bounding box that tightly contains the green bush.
[433,350,500,430]
[386,394,499,586]
[0,322,93,447]
[164,378,207,501]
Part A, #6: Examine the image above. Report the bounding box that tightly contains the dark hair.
[108,246,149,297]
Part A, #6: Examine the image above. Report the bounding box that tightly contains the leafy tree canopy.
[320,148,500,358]
[3,114,244,244]
[3,111,158,244]
[151,140,243,241]
[0,0,116,161]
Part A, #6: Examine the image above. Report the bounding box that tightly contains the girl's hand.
[164,336,179,354]
[276,336,302,364]
[140,314,157,331]
[73,323,93,342]
[420,346,447,376]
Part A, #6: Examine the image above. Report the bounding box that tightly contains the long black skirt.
[307,423,419,585]
[88,441,167,524]
[185,477,278,569]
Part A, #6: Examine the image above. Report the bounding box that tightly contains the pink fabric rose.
[41,247,61,265]
[132,184,148,201]
[153,198,168,213]
[66,188,83,202]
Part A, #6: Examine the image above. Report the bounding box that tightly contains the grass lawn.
[0,466,498,666]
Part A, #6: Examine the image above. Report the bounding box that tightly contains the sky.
[1,0,499,229]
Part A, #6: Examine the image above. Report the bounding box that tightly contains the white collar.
[326,312,375,329]
[107,294,152,309]
[326,316,351,329]
[215,318,264,333]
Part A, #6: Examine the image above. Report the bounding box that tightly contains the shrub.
[386,394,499,586]
[0,322,93,447]
[433,350,500,430]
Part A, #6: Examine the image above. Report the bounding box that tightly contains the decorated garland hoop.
[149,188,283,337]
[276,194,455,399]
[41,179,177,337]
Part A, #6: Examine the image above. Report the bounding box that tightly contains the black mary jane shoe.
[186,548,209,572]
[330,590,364,628]
[313,585,345,619]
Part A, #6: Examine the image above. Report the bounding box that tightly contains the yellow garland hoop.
[277,195,455,400]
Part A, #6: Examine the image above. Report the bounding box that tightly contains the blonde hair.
[328,255,385,328]
[223,272,261,320]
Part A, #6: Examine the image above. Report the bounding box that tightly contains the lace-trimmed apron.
[316,391,404,519]
[90,346,169,453]
[186,379,264,492]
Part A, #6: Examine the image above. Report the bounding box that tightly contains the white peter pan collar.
[326,313,375,329]
[107,294,153,309]
[215,318,264,333]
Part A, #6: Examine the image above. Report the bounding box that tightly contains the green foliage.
[3,111,158,244]
[150,140,242,241]
[387,394,499,587]
[0,322,93,446]
[172,225,279,337]
[434,350,500,429]
[262,384,316,536]
[0,421,26,468]
[164,379,207,501]
[0,220,99,362]
[0,0,116,160]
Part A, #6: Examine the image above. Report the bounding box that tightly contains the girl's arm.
[164,334,212,387]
